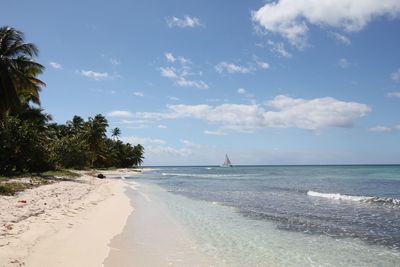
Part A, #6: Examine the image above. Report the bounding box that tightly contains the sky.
[2,0,400,165]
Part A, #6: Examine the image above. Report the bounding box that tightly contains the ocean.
[128,165,400,266]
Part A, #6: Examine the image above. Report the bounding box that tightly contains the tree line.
[0,26,144,175]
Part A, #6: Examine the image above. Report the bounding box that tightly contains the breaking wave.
[307,191,400,206]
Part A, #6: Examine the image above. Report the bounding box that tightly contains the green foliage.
[112,141,144,168]
[0,112,146,175]
[50,115,145,170]
[0,26,45,118]
[0,176,51,196]
[111,127,121,139]
[51,134,92,169]
[0,182,32,196]
[0,115,54,174]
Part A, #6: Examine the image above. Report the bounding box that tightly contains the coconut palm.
[71,115,84,129]
[0,26,45,120]
[85,114,109,167]
[111,127,121,140]
[17,104,52,131]
[66,115,85,134]
[133,144,144,166]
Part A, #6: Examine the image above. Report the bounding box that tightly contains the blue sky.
[3,0,400,165]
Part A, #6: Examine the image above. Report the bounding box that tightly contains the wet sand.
[104,182,211,267]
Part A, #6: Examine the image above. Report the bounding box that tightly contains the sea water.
[128,165,400,266]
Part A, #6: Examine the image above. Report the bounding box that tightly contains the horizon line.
[142,163,400,168]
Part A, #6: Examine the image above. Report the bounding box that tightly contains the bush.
[0,182,32,196]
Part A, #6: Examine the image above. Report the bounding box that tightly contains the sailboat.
[221,154,232,167]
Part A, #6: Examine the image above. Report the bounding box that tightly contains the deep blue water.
[134,165,400,249]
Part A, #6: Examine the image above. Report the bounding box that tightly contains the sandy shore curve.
[0,169,139,267]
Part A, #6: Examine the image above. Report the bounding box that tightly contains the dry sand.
[0,169,139,267]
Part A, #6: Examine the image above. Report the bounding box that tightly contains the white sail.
[221,154,232,167]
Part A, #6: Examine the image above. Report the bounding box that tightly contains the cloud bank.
[109,95,371,132]
[252,0,400,48]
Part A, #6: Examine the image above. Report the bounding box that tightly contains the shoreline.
[0,169,140,267]
[104,180,212,267]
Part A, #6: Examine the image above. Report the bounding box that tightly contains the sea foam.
[307,191,400,206]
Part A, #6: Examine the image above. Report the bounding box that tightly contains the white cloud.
[238,88,247,95]
[330,32,351,45]
[165,52,190,64]
[158,124,168,129]
[165,52,176,63]
[181,139,202,148]
[252,0,400,48]
[146,145,192,157]
[216,57,269,74]
[160,67,178,79]
[166,16,202,28]
[264,95,370,130]
[114,119,151,129]
[368,124,400,133]
[176,78,209,89]
[168,96,180,101]
[215,62,255,74]
[126,95,370,132]
[391,68,400,82]
[388,91,400,98]
[337,58,351,68]
[237,88,255,101]
[255,59,270,69]
[120,136,166,146]
[368,126,393,133]
[206,98,223,103]
[134,91,144,97]
[267,40,292,58]
[160,54,208,89]
[107,110,134,118]
[204,129,227,136]
[49,62,62,69]
[118,119,148,124]
[80,70,109,80]
[142,139,214,164]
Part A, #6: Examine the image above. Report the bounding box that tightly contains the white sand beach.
[0,169,140,267]
[0,168,214,267]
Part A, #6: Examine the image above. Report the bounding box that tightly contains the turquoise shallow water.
[129,165,400,266]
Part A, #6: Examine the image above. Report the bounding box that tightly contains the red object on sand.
[18,200,27,204]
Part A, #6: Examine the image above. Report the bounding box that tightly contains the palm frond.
[0,27,45,116]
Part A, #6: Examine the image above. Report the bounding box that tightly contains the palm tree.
[85,114,109,167]
[67,115,85,134]
[72,115,84,129]
[17,104,52,131]
[133,144,144,167]
[0,26,45,120]
[111,127,121,140]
